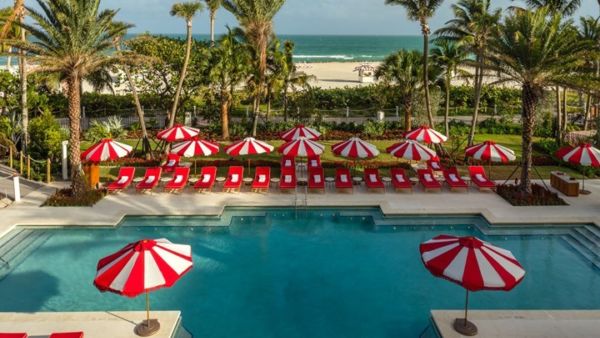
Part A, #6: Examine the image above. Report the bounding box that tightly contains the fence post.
[46,158,51,184]
[346,106,350,119]
[19,151,23,175]
[8,147,12,168]
[27,156,31,180]
[395,106,399,119]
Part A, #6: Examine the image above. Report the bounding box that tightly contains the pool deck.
[431,310,600,338]
[0,311,181,338]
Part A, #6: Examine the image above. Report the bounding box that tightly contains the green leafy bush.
[85,117,127,141]
[362,120,385,138]
[28,112,68,160]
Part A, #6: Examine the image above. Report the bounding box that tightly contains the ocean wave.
[294,54,355,60]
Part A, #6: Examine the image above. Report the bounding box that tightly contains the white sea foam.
[294,55,355,60]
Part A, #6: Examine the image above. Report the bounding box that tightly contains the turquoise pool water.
[0,208,599,337]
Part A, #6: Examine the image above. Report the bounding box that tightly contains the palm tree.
[280,41,313,122]
[385,0,445,129]
[223,0,286,136]
[375,50,427,132]
[168,1,203,128]
[486,8,591,193]
[431,40,469,136]
[205,0,222,46]
[578,16,600,130]
[15,0,131,195]
[511,0,582,15]
[436,0,501,146]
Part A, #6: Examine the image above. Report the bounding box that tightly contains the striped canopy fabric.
[281,125,321,141]
[559,144,600,167]
[405,126,448,144]
[465,141,516,163]
[81,138,132,163]
[225,137,274,157]
[156,124,200,142]
[420,235,526,292]
[278,137,325,157]
[171,137,220,158]
[387,140,437,161]
[94,238,193,297]
[332,137,380,159]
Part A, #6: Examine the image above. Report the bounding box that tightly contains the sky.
[50,0,600,35]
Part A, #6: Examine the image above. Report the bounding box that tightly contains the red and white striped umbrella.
[156,124,199,142]
[387,140,437,161]
[81,138,132,163]
[332,137,379,159]
[405,126,448,144]
[171,137,220,158]
[559,143,600,167]
[281,124,321,141]
[465,141,516,163]
[278,137,325,157]
[225,137,274,157]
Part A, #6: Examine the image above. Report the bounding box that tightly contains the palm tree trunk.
[168,19,194,128]
[220,89,230,139]
[19,16,28,152]
[251,39,268,137]
[555,86,562,144]
[562,87,567,132]
[266,86,272,121]
[67,75,86,196]
[209,11,216,47]
[421,23,434,128]
[584,93,591,130]
[403,100,412,132]
[282,82,289,122]
[519,83,539,194]
[467,55,484,146]
[445,73,451,137]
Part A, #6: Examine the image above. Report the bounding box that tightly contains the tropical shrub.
[28,112,68,160]
[85,117,127,141]
[363,120,386,138]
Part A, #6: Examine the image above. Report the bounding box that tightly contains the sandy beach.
[298,62,381,89]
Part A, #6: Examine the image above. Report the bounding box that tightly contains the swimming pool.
[0,208,598,337]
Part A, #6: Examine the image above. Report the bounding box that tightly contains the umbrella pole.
[135,290,160,336]
[464,289,469,326]
[453,289,478,336]
[146,291,150,326]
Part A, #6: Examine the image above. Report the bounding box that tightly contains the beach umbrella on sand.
[225,137,274,176]
[281,124,321,141]
[420,235,526,336]
[171,137,220,158]
[81,138,133,163]
[157,124,199,142]
[279,137,325,157]
[405,126,448,144]
[94,238,193,337]
[387,140,437,162]
[556,143,600,194]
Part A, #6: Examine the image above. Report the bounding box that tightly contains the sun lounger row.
[107,165,496,193]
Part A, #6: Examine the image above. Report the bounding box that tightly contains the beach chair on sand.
[280,168,297,192]
[164,167,190,193]
[107,167,135,193]
[335,168,353,193]
[390,167,412,192]
[251,167,271,193]
[307,156,322,171]
[364,168,385,193]
[49,332,84,338]
[223,166,243,192]
[136,167,161,193]
[443,167,468,192]
[308,167,325,193]
[162,154,180,173]
[418,168,442,192]
[0,334,28,338]
[469,166,496,191]
[281,156,295,170]
[194,166,217,192]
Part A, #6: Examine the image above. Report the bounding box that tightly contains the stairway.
[0,164,49,201]
[562,225,600,269]
[0,228,52,280]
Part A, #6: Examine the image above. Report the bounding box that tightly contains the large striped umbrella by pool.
[94,238,193,336]
[81,138,133,163]
[405,126,448,144]
[156,124,199,142]
[281,124,321,141]
[387,140,437,161]
[278,137,325,157]
[556,143,600,194]
[171,137,220,158]
[420,235,526,335]
[332,137,379,159]
[225,137,274,156]
[465,141,516,163]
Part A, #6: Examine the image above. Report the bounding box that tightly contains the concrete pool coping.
[0,311,181,338]
[431,310,600,338]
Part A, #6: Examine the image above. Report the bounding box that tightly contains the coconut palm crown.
[514,0,582,15]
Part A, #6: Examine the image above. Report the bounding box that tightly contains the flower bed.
[43,188,107,207]
[496,184,567,206]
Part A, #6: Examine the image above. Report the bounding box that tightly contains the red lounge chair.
[390,168,412,192]
[307,156,322,171]
[164,166,190,193]
[107,167,135,193]
[223,166,244,192]
[418,168,442,192]
[469,166,496,190]
[194,166,217,192]
[308,167,325,192]
[162,154,180,173]
[49,333,84,338]
[281,156,295,170]
[280,168,297,192]
[444,167,468,191]
[135,167,162,192]
[335,168,353,193]
[427,159,444,172]
[0,334,27,338]
[364,168,385,192]
[252,167,271,192]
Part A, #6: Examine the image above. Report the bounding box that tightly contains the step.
[562,235,600,270]
[584,225,600,241]
[569,230,600,256]
[0,230,52,280]
[574,228,600,247]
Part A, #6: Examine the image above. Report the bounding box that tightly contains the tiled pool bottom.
[0,208,599,337]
